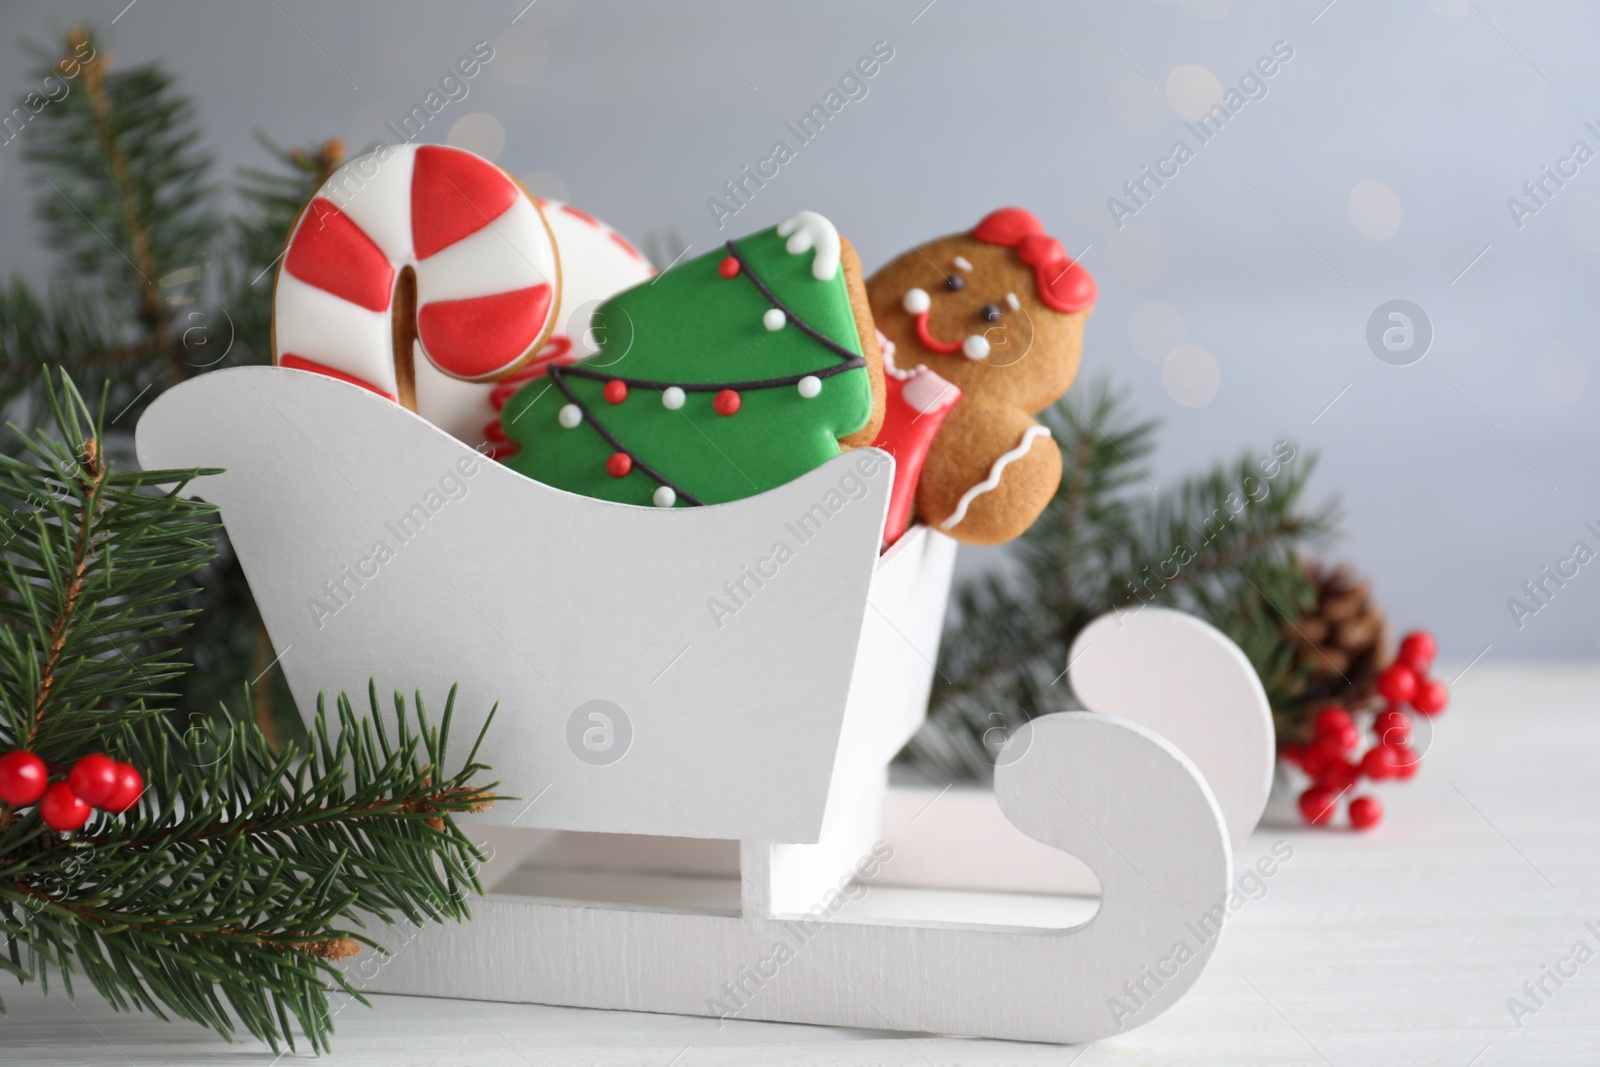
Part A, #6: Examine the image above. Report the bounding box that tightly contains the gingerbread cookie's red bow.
[972,207,1096,315]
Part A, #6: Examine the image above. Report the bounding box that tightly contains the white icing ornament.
[963,335,991,360]
[652,485,677,508]
[1005,292,1021,311]
[776,211,842,281]
[797,375,821,399]
[903,288,931,314]
[661,386,686,410]
[763,308,786,331]
[953,255,973,271]
[878,329,921,381]
[941,425,1052,531]
[558,403,582,428]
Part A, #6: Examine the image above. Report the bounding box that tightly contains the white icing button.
[902,288,930,314]
[558,403,582,428]
[797,375,821,398]
[662,386,686,410]
[963,334,991,360]
[652,485,677,508]
[763,308,786,331]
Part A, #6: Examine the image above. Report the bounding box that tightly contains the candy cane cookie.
[272,143,561,410]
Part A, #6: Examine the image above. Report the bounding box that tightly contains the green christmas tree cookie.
[501,212,879,507]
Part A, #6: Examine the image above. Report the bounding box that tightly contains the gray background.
[2,0,1597,660]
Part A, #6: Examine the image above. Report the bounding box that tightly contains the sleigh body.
[136,367,1272,1044]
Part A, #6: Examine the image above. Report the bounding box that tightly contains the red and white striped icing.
[427,197,653,451]
[272,143,560,400]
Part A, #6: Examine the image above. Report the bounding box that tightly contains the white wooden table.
[7,664,1598,1065]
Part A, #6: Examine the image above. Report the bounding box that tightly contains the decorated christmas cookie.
[421,198,655,448]
[272,143,561,409]
[867,207,1095,546]
[500,211,884,507]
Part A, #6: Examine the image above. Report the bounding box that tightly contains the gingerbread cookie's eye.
[944,273,965,292]
[980,303,1002,323]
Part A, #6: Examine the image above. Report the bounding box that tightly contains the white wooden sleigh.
[135,366,1274,1045]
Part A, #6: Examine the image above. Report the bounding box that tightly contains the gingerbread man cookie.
[866,208,1095,545]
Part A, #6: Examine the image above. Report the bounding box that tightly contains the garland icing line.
[722,240,864,367]
[546,365,707,507]
[940,425,1052,531]
[548,234,868,507]
[557,360,859,393]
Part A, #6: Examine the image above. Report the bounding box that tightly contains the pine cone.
[1279,561,1393,742]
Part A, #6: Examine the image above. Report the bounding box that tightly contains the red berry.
[602,379,628,404]
[1298,744,1331,778]
[713,389,741,416]
[1360,746,1395,780]
[1372,709,1411,746]
[1314,707,1354,737]
[102,763,144,814]
[1397,630,1437,673]
[717,256,740,279]
[1348,795,1383,830]
[1299,786,1339,826]
[68,753,121,809]
[1412,679,1449,716]
[1376,664,1418,704]
[1314,758,1360,792]
[39,782,91,831]
[0,751,48,806]
[1388,743,1420,779]
[605,452,633,479]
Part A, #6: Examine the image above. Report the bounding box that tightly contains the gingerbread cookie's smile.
[901,287,992,360]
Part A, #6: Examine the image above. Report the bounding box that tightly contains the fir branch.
[0,372,505,1053]
[902,377,1339,782]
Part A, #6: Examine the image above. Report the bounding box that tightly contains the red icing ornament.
[718,256,741,279]
[410,145,520,259]
[713,389,741,416]
[606,452,633,478]
[40,782,91,832]
[416,284,554,380]
[68,753,121,809]
[603,379,628,404]
[870,362,963,545]
[284,198,395,312]
[0,751,48,806]
[971,207,1096,314]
